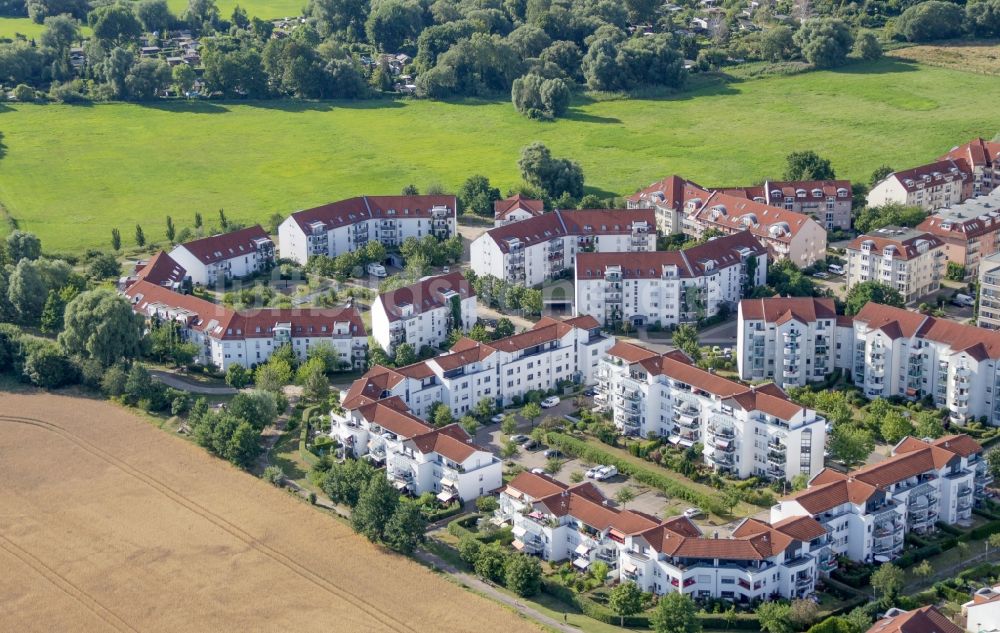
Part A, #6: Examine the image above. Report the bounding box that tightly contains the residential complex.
[963,584,1000,633]
[494,194,544,226]
[721,179,853,231]
[978,251,1000,330]
[278,195,457,265]
[917,187,1000,278]
[470,209,656,287]
[340,315,612,419]
[684,191,827,267]
[737,298,854,387]
[940,137,1000,198]
[850,302,1000,425]
[574,231,767,328]
[867,606,963,633]
[595,341,826,482]
[168,225,275,286]
[844,227,945,304]
[868,160,969,212]
[123,253,367,371]
[370,272,476,354]
[772,434,986,565]
[627,175,709,235]
[331,397,502,503]
[497,471,829,601]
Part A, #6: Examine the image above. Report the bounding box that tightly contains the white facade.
[963,585,1000,633]
[470,209,656,287]
[772,434,985,564]
[498,472,829,601]
[169,225,275,286]
[370,272,477,354]
[844,227,946,304]
[595,342,826,482]
[868,160,969,212]
[737,298,854,387]
[575,231,767,327]
[278,195,457,265]
[979,251,1000,330]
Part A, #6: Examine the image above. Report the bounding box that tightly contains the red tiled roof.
[133,251,187,287]
[174,225,272,265]
[853,303,929,340]
[940,137,1000,170]
[772,515,828,542]
[504,471,567,500]
[627,175,708,209]
[377,272,474,322]
[433,344,496,371]
[494,194,544,220]
[788,478,878,514]
[690,192,819,243]
[932,434,982,458]
[882,160,968,193]
[846,230,944,261]
[852,447,952,488]
[357,398,431,439]
[739,297,837,323]
[288,195,457,233]
[856,303,1000,357]
[607,341,661,364]
[408,423,480,463]
[124,280,238,336]
[342,365,405,409]
[484,209,654,253]
[728,389,804,421]
[866,606,963,633]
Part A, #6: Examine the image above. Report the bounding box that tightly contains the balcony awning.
[513,540,525,551]
[623,563,637,574]
[394,481,408,490]
[441,477,456,488]
[574,543,592,556]
[437,490,456,503]
[668,435,681,445]
[573,557,591,570]
[679,438,694,448]
[512,525,527,538]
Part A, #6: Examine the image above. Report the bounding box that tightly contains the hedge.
[896,543,943,569]
[806,616,856,633]
[545,432,727,515]
[958,562,1000,581]
[422,500,463,523]
[298,406,319,467]
[960,519,1000,542]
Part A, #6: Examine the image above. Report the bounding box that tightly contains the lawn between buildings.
[3,57,1000,253]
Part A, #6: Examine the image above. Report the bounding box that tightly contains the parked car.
[722,347,733,358]
[366,262,387,277]
[541,396,560,408]
[683,507,704,519]
[595,465,618,480]
[812,271,830,279]
[510,434,529,444]
[490,414,505,423]
[530,467,545,475]
[953,293,975,307]
[543,449,563,458]
[828,264,844,275]
[586,465,604,478]
[524,439,541,451]
[583,387,597,397]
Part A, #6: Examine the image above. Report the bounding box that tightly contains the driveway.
[150,370,237,395]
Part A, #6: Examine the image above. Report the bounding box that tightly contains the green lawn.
[2,58,1000,253]
[162,0,306,19]
[0,16,46,39]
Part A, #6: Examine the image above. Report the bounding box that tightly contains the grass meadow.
[1,57,999,253]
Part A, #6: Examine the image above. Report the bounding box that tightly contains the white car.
[595,465,618,480]
[683,507,704,519]
[540,396,560,408]
[813,271,830,279]
[585,465,604,478]
[490,414,504,423]
[530,468,546,475]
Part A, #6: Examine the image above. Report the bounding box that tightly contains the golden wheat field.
[890,41,1000,75]
[0,392,538,633]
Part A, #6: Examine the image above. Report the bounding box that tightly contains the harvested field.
[0,392,539,633]
[889,41,1000,75]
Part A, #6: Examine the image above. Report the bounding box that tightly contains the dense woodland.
[0,0,997,110]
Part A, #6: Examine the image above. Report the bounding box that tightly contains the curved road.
[149,370,238,395]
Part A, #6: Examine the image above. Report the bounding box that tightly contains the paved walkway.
[150,370,238,395]
[414,547,578,633]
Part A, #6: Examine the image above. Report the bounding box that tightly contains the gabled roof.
[173,225,272,265]
[847,227,944,261]
[690,191,819,244]
[940,137,1000,171]
[739,297,837,323]
[342,365,406,409]
[787,477,878,514]
[866,606,963,633]
[607,340,661,364]
[856,302,1000,358]
[917,189,1000,240]
[627,175,708,209]
[879,159,968,193]
[494,194,544,220]
[132,251,187,288]
[407,423,480,463]
[534,483,660,535]
[504,471,567,500]
[482,209,655,253]
[931,434,983,458]
[376,272,474,323]
[287,195,457,233]
[853,303,929,340]
[125,280,237,336]
[357,398,431,439]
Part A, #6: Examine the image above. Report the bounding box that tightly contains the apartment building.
[331,397,501,502]
[494,194,544,226]
[684,192,827,267]
[169,225,275,286]
[595,342,826,482]
[963,584,1000,633]
[574,231,767,328]
[278,195,457,264]
[867,606,963,633]
[470,209,656,287]
[340,315,612,419]
[844,227,946,304]
[119,250,190,293]
[370,272,476,354]
[124,276,367,371]
[772,434,985,565]
[721,179,853,231]
[737,298,854,387]
[917,187,1000,278]
[850,302,1000,425]
[978,251,1000,329]
[498,471,828,600]
[868,160,969,212]
[940,137,1000,198]
[627,175,708,235]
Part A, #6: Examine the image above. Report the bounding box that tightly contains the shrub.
[262,465,284,486]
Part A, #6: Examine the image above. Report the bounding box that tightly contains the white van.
[367,263,387,277]
[954,293,975,307]
[828,264,844,275]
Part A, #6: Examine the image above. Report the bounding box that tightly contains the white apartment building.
[595,342,826,482]
[124,276,367,371]
[721,180,853,231]
[498,471,829,601]
[278,195,457,264]
[331,397,501,502]
[917,188,1000,279]
[772,434,985,564]
[575,231,767,328]
[963,585,1000,633]
[850,302,1000,426]
[684,192,827,267]
[494,194,544,226]
[844,227,946,304]
[627,175,708,236]
[341,315,612,419]
[941,137,1000,198]
[470,209,656,287]
[978,251,1000,330]
[737,297,854,387]
[868,160,969,212]
[371,272,476,354]
[169,225,275,286]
